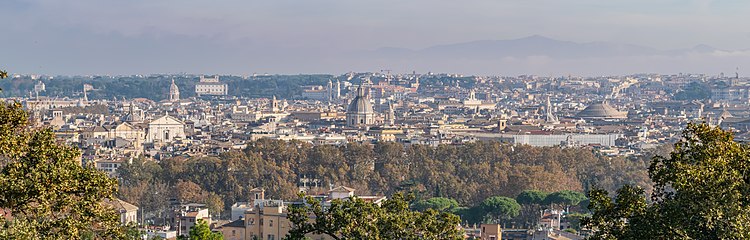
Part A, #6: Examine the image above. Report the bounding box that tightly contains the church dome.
[169,79,180,101]
[347,86,373,114]
[170,80,179,94]
[576,101,627,119]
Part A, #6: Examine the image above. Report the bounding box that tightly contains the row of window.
[246,219,273,227]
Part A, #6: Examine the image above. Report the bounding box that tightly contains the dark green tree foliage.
[516,190,549,228]
[412,197,460,212]
[480,196,521,223]
[188,219,223,240]
[586,123,750,239]
[674,81,711,100]
[0,70,6,91]
[0,102,125,238]
[516,190,548,205]
[544,190,587,211]
[285,193,463,240]
[0,75,334,100]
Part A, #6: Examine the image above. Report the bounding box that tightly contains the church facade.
[146,115,186,143]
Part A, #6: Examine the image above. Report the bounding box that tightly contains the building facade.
[146,115,186,143]
[195,75,228,96]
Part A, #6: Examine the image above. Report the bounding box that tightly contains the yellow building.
[480,224,502,240]
[219,187,383,240]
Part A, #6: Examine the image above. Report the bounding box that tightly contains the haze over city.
[7,0,750,239]
[3,0,750,76]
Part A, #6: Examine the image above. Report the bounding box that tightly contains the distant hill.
[364,35,750,76]
[374,35,730,59]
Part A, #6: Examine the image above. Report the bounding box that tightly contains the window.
[267,234,274,240]
[269,220,273,227]
[232,230,236,236]
[260,219,263,226]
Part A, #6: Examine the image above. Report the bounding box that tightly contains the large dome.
[347,87,373,114]
[346,85,375,127]
[347,96,373,114]
[576,101,627,119]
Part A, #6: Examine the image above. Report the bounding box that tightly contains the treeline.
[413,190,587,228]
[0,74,334,100]
[117,139,653,221]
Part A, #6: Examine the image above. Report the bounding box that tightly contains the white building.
[195,75,228,96]
[146,115,186,143]
[301,85,330,101]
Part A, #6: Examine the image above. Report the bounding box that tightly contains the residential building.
[104,198,139,225]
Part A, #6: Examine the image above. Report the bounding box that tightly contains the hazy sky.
[3,0,750,75]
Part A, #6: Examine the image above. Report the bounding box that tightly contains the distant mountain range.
[372,35,733,59]
[351,35,750,76]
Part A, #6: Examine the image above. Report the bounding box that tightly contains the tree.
[0,101,125,238]
[0,69,6,91]
[516,190,549,228]
[516,190,548,205]
[544,190,586,212]
[188,219,223,240]
[412,197,460,212]
[586,123,750,239]
[285,193,463,240]
[674,81,711,100]
[480,196,521,224]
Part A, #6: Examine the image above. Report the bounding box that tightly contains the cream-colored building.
[217,219,246,240]
[480,224,502,240]
[146,115,186,143]
[104,198,139,225]
[107,122,146,141]
[171,204,211,237]
[219,187,368,240]
[195,75,228,96]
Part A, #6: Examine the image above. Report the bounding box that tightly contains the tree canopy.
[118,138,646,215]
[0,101,126,238]
[586,123,750,239]
[544,190,587,211]
[187,219,223,240]
[480,196,521,223]
[285,193,463,240]
[412,197,460,212]
[516,190,549,205]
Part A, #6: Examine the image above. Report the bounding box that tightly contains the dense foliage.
[285,193,463,240]
[185,219,222,240]
[0,102,127,239]
[586,123,750,239]
[118,139,651,225]
[0,75,334,100]
[673,81,711,100]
